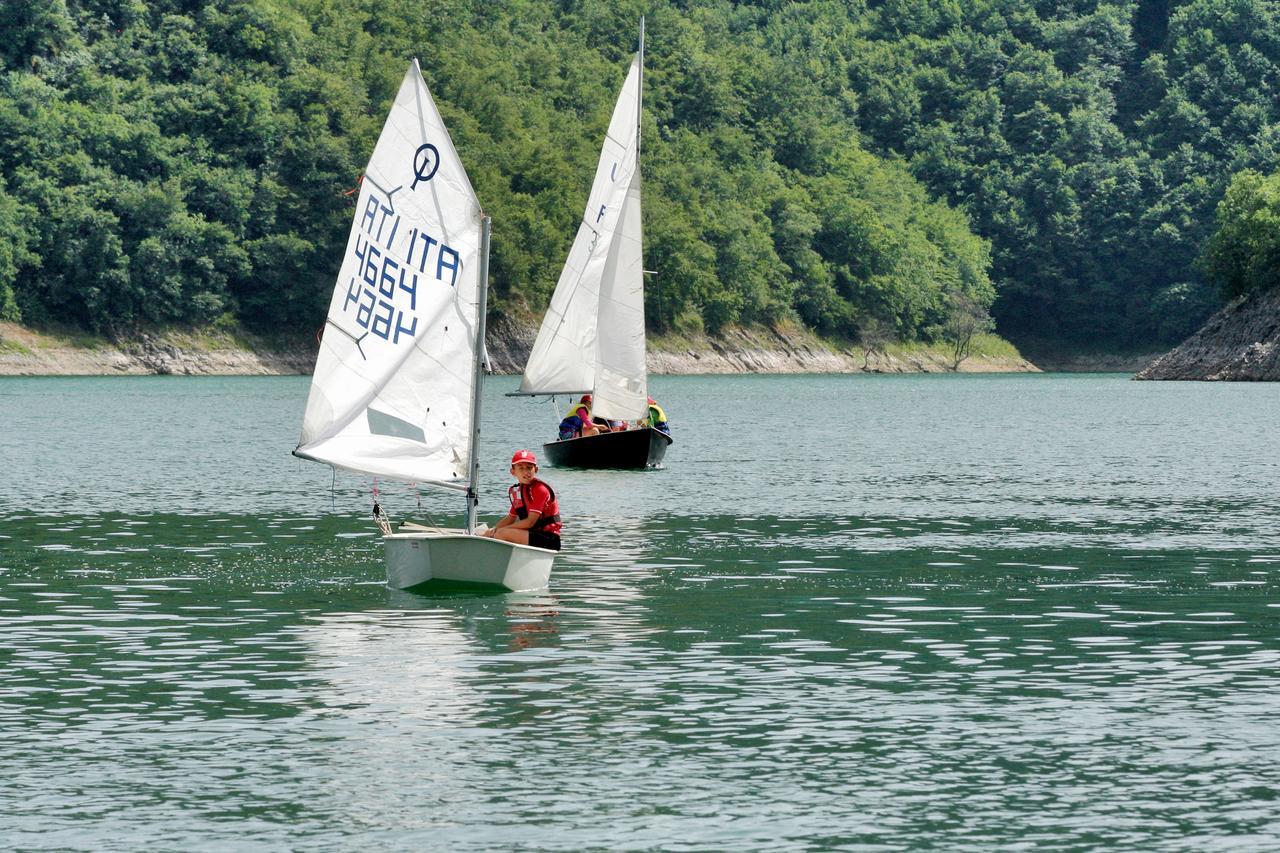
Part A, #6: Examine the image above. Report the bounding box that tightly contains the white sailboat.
[513,21,672,469]
[295,59,555,592]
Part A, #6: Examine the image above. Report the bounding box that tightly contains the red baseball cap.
[510,449,537,466]
[581,394,592,404]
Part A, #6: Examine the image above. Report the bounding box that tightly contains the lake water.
[2,373,1280,849]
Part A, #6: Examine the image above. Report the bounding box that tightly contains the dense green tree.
[0,179,37,321]
[839,0,1280,345]
[1,0,1275,350]
[0,0,80,72]
[1200,169,1280,300]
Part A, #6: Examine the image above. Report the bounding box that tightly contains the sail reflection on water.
[293,608,487,720]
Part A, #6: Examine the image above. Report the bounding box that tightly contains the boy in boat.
[557,394,603,440]
[479,449,562,551]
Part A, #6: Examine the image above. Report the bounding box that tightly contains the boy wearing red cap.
[480,449,562,550]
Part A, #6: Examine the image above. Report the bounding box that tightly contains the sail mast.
[638,17,645,155]
[465,215,492,534]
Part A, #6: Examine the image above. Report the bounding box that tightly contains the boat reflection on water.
[293,591,568,713]
[503,592,562,651]
[293,605,489,721]
[292,512,669,721]
[387,586,564,652]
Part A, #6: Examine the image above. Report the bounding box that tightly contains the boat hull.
[543,427,672,469]
[384,530,555,591]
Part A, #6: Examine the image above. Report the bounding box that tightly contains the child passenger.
[479,449,562,551]
[637,397,670,434]
[558,394,603,440]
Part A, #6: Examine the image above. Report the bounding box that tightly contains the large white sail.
[296,60,484,488]
[518,54,648,421]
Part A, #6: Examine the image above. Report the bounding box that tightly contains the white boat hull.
[383,528,555,591]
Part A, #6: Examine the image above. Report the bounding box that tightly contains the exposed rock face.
[121,334,315,375]
[0,319,1038,376]
[485,319,1038,375]
[1135,290,1280,381]
[484,313,538,374]
[643,326,1037,374]
[0,323,317,376]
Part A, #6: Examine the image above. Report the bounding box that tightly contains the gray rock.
[1136,289,1280,381]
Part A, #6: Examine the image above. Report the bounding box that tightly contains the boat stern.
[383,531,555,591]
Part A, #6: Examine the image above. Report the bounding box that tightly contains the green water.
[2,374,1279,849]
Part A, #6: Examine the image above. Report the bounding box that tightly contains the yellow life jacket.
[647,402,667,424]
[563,401,591,420]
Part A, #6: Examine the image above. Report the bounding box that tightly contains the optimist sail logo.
[411,142,440,189]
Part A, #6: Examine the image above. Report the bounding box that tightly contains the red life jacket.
[508,479,561,535]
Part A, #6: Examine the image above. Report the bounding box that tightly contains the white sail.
[296,60,484,488]
[518,54,648,421]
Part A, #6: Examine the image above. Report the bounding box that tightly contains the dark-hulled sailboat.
[510,21,672,469]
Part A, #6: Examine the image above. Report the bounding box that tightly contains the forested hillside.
[1,0,1277,350]
[846,0,1280,345]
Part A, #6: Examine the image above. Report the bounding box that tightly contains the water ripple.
[4,375,1280,847]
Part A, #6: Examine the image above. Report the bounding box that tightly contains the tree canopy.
[1,0,1277,348]
[1200,169,1280,300]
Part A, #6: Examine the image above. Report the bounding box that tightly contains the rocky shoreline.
[0,323,315,376]
[0,318,1039,377]
[1011,345,1166,374]
[9,295,1278,379]
[484,315,1039,375]
[1135,289,1280,381]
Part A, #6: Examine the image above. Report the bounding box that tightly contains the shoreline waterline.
[0,320,1047,376]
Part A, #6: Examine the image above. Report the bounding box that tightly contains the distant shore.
[0,319,1051,377]
[1011,345,1165,375]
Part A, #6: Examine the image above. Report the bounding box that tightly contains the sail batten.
[518,53,648,421]
[297,60,484,487]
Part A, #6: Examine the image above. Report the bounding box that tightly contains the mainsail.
[296,59,484,488]
[518,53,648,422]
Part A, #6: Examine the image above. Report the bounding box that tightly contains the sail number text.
[342,195,463,345]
